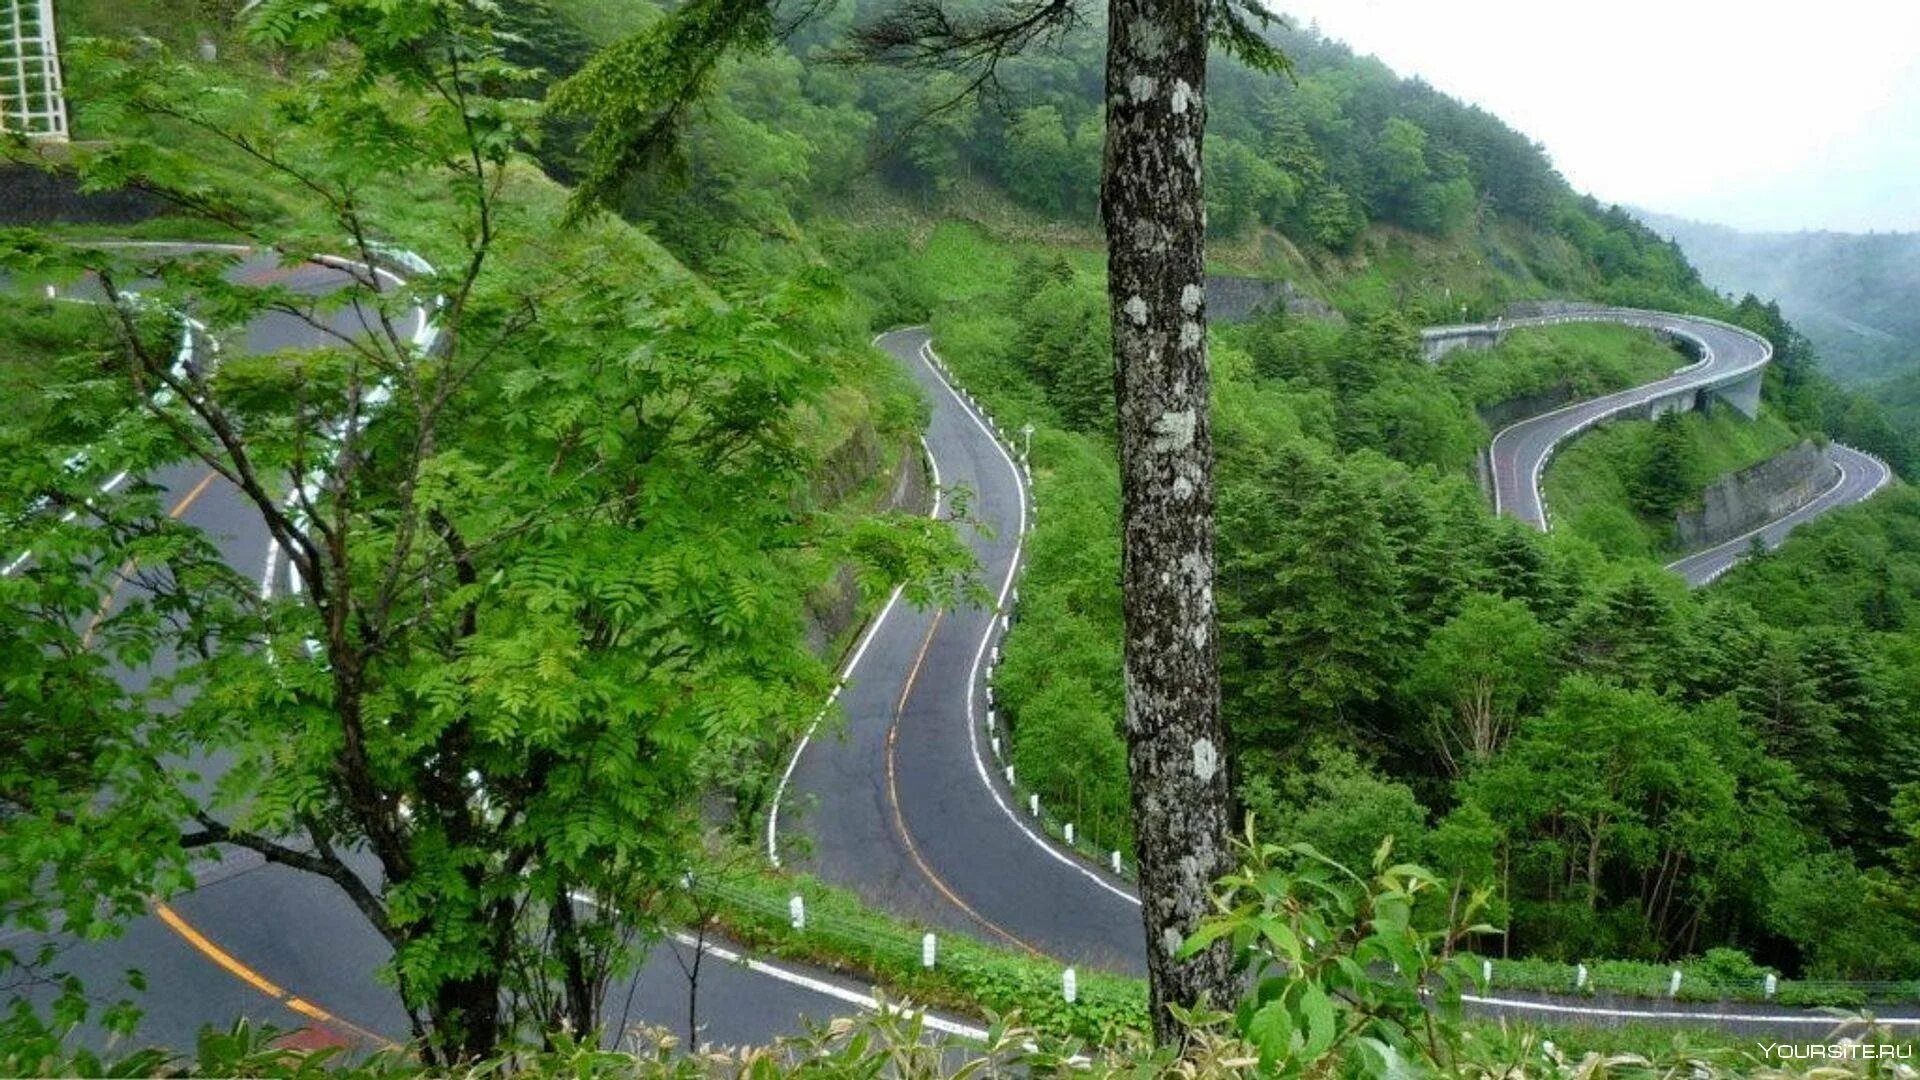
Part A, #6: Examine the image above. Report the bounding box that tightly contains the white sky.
[1273,1,1920,233]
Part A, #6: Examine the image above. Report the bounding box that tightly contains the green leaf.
[1245,997,1295,1065]
[1298,982,1337,1059]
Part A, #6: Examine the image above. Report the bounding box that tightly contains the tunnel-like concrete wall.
[1420,326,1504,361]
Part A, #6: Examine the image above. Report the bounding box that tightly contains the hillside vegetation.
[1543,406,1805,559]
[8,0,1918,1071]
[536,0,1920,991]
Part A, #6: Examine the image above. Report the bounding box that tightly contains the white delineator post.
[1062,967,1078,1004]
[788,894,805,931]
[922,933,937,969]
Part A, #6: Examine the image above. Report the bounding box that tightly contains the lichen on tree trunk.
[1100,0,1237,1043]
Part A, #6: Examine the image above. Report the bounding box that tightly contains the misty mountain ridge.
[1633,208,1920,386]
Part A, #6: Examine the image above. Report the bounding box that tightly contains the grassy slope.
[834,181,1614,327]
[1442,323,1688,411]
[1543,405,1804,560]
[0,300,117,425]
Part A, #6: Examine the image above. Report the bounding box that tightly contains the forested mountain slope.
[516,0,1920,984]
[534,0,1714,319]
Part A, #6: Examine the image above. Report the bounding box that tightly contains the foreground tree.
[1096,0,1241,1031]
[2,0,956,1061]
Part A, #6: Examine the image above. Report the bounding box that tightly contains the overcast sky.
[1274,1,1920,234]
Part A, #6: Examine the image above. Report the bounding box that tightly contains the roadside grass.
[1443,322,1692,413]
[0,295,169,427]
[1544,404,1805,560]
[696,861,1915,1056]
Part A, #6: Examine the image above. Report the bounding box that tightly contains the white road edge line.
[764,331,945,867]
[911,335,1139,908]
[664,930,992,1042]
[1463,992,1920,1026]
[572,888,997,1042]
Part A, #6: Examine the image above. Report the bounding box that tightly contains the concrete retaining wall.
[805,437,929,656]
[1421,325,1502,361]
[1479,382,1581,430]
[1675,440,1837,550]
[1204,274,1343,325]
[0,164,162,226]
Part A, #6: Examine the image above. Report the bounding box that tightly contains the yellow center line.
[152,902,395,1049]
[80,467,395,1050]
[884,611,1048,959]
[81,470,218,646]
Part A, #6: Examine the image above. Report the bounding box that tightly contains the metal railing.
[1,0,69,140]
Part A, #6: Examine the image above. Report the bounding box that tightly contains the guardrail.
[5,243,436,584]
[1438,308,1774,525]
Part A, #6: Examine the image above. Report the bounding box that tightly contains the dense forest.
[6,0,1920,1071]
[503,0,1920,982]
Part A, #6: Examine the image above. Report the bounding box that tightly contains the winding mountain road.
[1467,309,1775,529]
[10,269,1908,1059]
[1449,307,1893,582]
[774,321,1911,1038]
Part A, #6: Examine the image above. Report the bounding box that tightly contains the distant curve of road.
[1459,307,1893,583]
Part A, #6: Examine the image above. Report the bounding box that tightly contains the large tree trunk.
[1101,0,1236,1044]
[430,970,504,1063]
